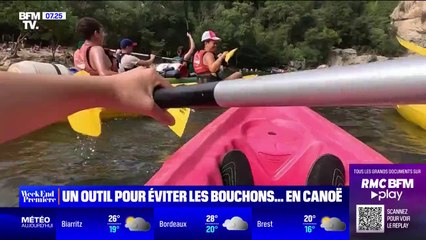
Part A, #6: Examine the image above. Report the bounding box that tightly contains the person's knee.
[227,72,242,80]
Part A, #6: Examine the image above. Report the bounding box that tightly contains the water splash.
[75,134,97,161]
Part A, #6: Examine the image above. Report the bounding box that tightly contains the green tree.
[0,1,409,68]
[34,1,78,61]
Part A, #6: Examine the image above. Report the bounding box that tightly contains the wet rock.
[328,48,389,66]
[316,64,329,69]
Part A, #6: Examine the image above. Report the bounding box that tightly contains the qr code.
[356,204,385,233]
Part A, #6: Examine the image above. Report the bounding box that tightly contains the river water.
[1,107,425,207]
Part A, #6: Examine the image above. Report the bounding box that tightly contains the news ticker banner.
[0,164,424,240]
[5,186,348,240]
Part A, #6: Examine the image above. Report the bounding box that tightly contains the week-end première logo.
[19,11,66,30]
[21,189,57,204]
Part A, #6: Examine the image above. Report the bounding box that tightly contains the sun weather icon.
[320,216,346,231]
[222,216,248,231]
[125,216,151,231]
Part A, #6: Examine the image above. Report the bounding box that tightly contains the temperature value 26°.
[108,215,121,223]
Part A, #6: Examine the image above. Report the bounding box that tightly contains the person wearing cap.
[193,30,242,83]
[118,38,155,73]
[76,17,118,76]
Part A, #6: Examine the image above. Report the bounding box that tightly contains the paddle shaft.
[153,57,426,108]
[109,49,175,61]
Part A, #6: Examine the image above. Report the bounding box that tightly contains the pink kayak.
[146,106,391,186]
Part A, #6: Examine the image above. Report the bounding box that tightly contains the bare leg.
[224,71,243,80]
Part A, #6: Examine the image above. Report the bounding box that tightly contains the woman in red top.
[76,17,118,76]
[193,30,242,83]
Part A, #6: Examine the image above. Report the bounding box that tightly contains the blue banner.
[19,186,346,208]
[0,186,350,239]
[1,164,425,239]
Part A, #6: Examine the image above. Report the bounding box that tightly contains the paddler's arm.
[204,51,227,73]
[137,54,156,67]
[183,33,195,62]
[90,46,118,76]
[0,68,174,144]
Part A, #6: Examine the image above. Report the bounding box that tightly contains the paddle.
[67,71,197,137]
[152,57,426,108]
[109,49,176,62]
[225,48,238,63]
[68,58,426,137]
[67,74,256,137]
[111,48,238,63]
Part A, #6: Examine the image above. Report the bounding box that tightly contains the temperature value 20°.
[303,215,316,223]
[206,225,218,233]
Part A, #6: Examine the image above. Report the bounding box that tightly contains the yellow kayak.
[64,75,257,121]
[58,82,198,122]
[395,105,426,130]
[393,38,426,130]
[60,75,258,122]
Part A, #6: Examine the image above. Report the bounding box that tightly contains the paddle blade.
[167,107,191,137]
[66,70,104,137]
[396,36,426,55]
[225,48,238,63]
[243,74,257,79]
[67,108,103,137]
[163,82,197,137]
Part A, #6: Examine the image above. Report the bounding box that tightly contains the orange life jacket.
[80,42,117,75]
[193,50,210,75]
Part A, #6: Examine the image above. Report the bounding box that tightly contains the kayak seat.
[306,154,345,186]
[220,150,254,186]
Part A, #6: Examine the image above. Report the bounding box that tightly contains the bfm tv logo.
[361,178,414,201]
[19,12,66,30]
[19,12,40,30]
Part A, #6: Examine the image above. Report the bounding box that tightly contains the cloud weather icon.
[222,216,248,231]
[125,216,151,231]
[320,216,346,231]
